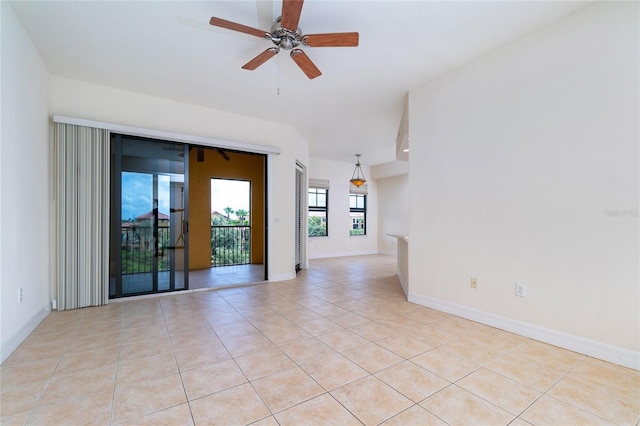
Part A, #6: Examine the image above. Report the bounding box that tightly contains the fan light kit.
[210,0,359,79]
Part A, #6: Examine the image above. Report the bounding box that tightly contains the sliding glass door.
[110,135,188,297]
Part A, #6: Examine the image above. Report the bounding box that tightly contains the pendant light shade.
[350,154,366,188]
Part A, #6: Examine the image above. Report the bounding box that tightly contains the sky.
[121,173,249,221]
[211,179,250,219]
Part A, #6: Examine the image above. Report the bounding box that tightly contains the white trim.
[378,250,396,256]
[1,306,51,363]
[408,293,640,371]
[269,272,296,282]
[397,269,408,298]
[51,115,281,156]
[308,249,379,260]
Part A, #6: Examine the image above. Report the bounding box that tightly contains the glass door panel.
[110,135,188,298]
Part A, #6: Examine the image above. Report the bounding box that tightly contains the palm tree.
[223,206,234,221]
[235,209,248,225]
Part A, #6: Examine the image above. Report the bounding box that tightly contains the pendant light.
[349,154,366,188]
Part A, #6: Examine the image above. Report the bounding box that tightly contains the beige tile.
[112,373,187,424]
[174,341,231,372]
[278,336,336,364]
[510,340,584,370]
[116,352,179,387]
[235,348,296,381]
[118,402,194,426]
[376,334,433,359]
[350,322,397,341]
[439,338,502,365]
[411,348,478,382]
[120,324,169,345]
[521,395,615,425]
[1,357,59,386]
[55,345,120,377]
[20,328,76,346]
[301,353,369,391]
[408,323,460,347]
[213,320,260,339]
[38,365,116,407]
[485,352,567,392]
[342,342,403,373]
[279,308,324,323]
[463,326,528,352]
[331,375,413,425]
[548,366,640,425]
[375,361,449,402]
[167,327,219,348]
[181,358,247,400]
[252,367,325,413]
[65,331,121,355]
[260,324,311,345]
[299,318,343,336]
[3,341,67,366]
[382,404,448,426]
[1,411,30,426]
[457,368,541,415]
[27,391,112,426]
[250,415,280,426]
[118,335,173,362]
[316,329,369,352]
[275,393,362,426]
[324,311,371,328]
[421,385,514,426]
[220,332,275,357]
[74,319,122,338]
[0,380,47,419]
[189,382,270,425]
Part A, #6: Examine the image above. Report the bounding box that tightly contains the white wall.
[307,157,377,259]
[377,174,409,255]
[49,76,309,283]
[1,2,52,362]
[408,2,639,368]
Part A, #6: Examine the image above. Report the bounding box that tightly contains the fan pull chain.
[277,53,280,96]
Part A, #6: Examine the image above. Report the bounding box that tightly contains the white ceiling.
[11,0,588,165]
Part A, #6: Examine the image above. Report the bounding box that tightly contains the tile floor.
[1,255,638,425]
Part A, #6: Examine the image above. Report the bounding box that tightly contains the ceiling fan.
[209,0,359,79]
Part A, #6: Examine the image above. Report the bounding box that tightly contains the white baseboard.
[408,292,640,371]
[268,271,296,282]
[378,250,396,256]
[1,306,51,364]
[308,250,379,260]
[396,269,408,298]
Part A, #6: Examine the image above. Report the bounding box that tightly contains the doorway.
[188,148,267,289]
[109,135,188,297]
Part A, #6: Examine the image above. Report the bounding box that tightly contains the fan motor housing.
[270,16,302,50]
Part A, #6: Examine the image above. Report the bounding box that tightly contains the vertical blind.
[294,164,304,270]
[55,123,110,310]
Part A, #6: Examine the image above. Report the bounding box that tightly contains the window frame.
[308,187,329,237]
[349,193,366,236]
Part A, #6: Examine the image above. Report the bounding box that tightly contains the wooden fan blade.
[242,48,279,70]
[209,17,269,38]
[281,0,304,31]
[290,49,321,79]
[304,32,359,47]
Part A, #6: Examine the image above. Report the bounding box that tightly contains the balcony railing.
[121,226,170,274]
[211,225,250,266]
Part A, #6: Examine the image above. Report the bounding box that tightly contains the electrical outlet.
[470,277,478,289]
[515,283,526,297]
[19,288,23,302]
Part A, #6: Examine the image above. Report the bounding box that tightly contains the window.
[349,193,366,235]
[309,187,328,237]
